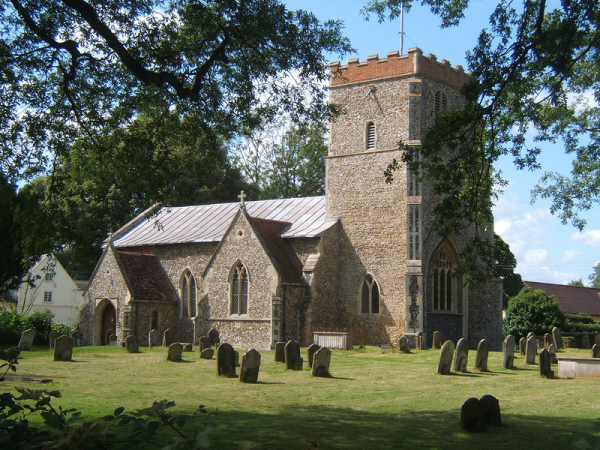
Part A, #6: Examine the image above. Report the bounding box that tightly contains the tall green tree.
[568,278,584,287]
[589,264,600,289]
[503,288,565,340]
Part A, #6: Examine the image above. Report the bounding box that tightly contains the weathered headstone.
[592,344,600,359]
[239,349,261,383]
[109,334,117,346]
[217,343,237,377]
[208,328,220,346]
[474,339,490,372]
[416,332,426,350]
[519,337,526,355]
[167,343,183,362]
[432,331,445,349]
[285,340,303,370]
[200,348,214,360]
[162,328,176,347]
[182,343,193,352]
[544,333,553,349]
[48,330,59,349]
[71,330,83,347]
[307,343,321,369]
[312,347,332,377]
[399,336,410,354]
[539,348,553,378]
[53,335,75,361]
[460,398,485,433]
[454,338,469,373]
[552,327,563,350]
[548,343,558,364]
[105,329,114,345]
[437,340,455,375]
[480,395,502,426]
[125,335,139,353]
[148,329,161,347]
[200,336,212,351]
[274,342,286,363]
[526,335,537,365]
[18,329,36,351]
[234,350,240,367]
[503,335,515,369]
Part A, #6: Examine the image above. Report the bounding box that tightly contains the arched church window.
[432,244,455,311]
[360,275,380,314]
[179,269,196,318]
[434,91,448,112]
[366,121,376,150]
[230,262,249,315]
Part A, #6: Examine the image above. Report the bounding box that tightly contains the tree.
[589,264,600,289]
[493,234,522,300]
[568,278,584,287]
[365,1,600,277]
[503,288,565,341]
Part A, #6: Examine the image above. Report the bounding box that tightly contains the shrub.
[0,310,28,346]
[26,309,54,345]
[51,322,76,338]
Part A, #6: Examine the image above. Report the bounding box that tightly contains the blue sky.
[285,0,600,286]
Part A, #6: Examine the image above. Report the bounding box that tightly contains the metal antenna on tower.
[400,2,405,55]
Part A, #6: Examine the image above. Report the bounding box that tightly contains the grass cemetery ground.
[2,344,600,449]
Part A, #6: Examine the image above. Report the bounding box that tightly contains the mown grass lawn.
[2,344,599,449]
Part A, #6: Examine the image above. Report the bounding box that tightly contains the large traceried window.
[432,244,455,311]
[366,121,376,150]
[230,262,249,315]
[360,275,380,314]
[180,270,196,318]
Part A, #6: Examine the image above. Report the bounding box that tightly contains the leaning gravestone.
[526,335,537,365]
[274,342,286,363]
[454,338,469,373]
[71,330,83,347]
[432,331,445,349]
[125,335,139,353]
[48,330,59,349]
[544,333,553,349]
[208,328,220,346]
[503,335,515,369]
[217,343,237,377]
[285,340,303,370]
[519,337,526,356]
[307,343,321,369]
[399,336,410,354]
[148,329,161,347]
[460,398,485,433]
[54,335,75,361]
[312,347,332,378]
[239,349,261,383]
[480,395,502,426]
[18,329,37,351]
[167,343,183,362]
[162,328,176,347]
[592,344,600,359]
[474,339,490,372]
[548,343,558,364]
[437,340,455,375]
[539,348,553,378]
[552,327,563,350]
[200,336,212,351]
[200,348,214,360]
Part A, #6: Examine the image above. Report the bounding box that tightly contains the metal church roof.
[111,196,335,248]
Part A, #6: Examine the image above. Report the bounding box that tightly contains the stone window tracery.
[360,275,380,314]
[179,269,196,318]
[230,262,249,315]
[408,205,421,260]
[432,244,455,311]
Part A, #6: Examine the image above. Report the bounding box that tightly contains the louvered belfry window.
[434,91,448,112]
[366,121,376,150]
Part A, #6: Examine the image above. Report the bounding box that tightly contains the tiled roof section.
[523,281,600,316]
[112,196,334,248]
[117,251,176,302]
[74,280,88,291]
[250,217,303,284]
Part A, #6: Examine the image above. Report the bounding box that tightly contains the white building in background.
[16,254,86,325]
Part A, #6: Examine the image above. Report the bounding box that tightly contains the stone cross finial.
[238,190,247,206]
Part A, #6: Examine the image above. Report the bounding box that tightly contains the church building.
[80,48,504,350]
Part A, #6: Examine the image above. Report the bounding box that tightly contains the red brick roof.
[523,281,600,316]
[117,251,176,302]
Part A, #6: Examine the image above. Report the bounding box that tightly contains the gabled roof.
[111,196,335,248]
[117,251,177,302]
[523,281,600,316]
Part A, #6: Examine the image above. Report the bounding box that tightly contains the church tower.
[326,48,503,348]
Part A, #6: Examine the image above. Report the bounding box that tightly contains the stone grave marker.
[552,327,563,350]
[48,330,59,349]
[416,332,426,350]
[54,335,75,361]
[167,343,183,362]
[285,340,303,370]
[307,343,321,369]
[460,398,485,433]
[162,328,176,347]
[208,328,220,346]
[312,347,332,378]
[526,335,537,365]
[503,335,515,369]
[200,348,214,360]
[539,348,553,378]
[234,350,240,367]
[105,329,114,345]
[200,336,212,351]
[480,395,502,426]
[432,331,445,349]
[109,334,117,346]
[548,343,558,364]
[519,337,526,355]
[148,329,161,347]
[71,330,83,347]
[544,333,552,349]
[182,343,193,352]
[217,343,237,377]
[18,329,36,351]
[239,349,261,383]
[274,342,286,363]
[437,340,455,375]
[474,339,490,372]
[592,344,600,358]
[399,336,410,354]
[125,335,139,353]
[454,338,468,372]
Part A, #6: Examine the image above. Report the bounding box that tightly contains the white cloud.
[572,229,600,248]
[561,250,580,263]
[523,248,548,265]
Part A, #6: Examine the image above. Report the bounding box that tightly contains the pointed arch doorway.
[101,302,116,345]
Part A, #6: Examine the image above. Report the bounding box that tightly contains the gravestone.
[503,335,515,369]
[48,330,59,349]
[285,340,303,370]
[18,329,36,351]
[53,335,75,361]
[544,333,552,349]
[474,339,490,372]
[167,343,183,362]
[437,340,455,375]
[182,343,193,352]
[416,332,426,350]
[71,330,83,347]
[312,347,332,378]
[208,328,220,346]
[526,335,537,365]
[454,338,469,373]
[239,349,261,383]
[307,343,321,369]
[125,335,139,353]
[399,336,410,354]
[592,344,600,359]
[480,395,502,426]
[162,328,176,347]
[539,348,553,378]
[200,348,214,360]
[552,327,563,350]
[234,350,240,367]
[109,334,117,346]
[548,343,558,364]
[519,337,526,356]
[200,336,212,351]
[148,329,161,347]
[460,398,485,433]
[105,329,114,345]
[274,342,286,363]
[217,343,237,377]
[432,331,445,349]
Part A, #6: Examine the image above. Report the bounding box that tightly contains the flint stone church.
[80,48,504,350]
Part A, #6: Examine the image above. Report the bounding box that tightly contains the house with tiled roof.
[80,49,504,350]
[523,281,600,320]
